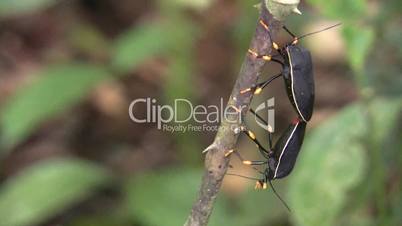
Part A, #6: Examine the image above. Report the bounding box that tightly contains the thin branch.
[184,2,282,226]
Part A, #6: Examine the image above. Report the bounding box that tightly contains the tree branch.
[184,2,283,226]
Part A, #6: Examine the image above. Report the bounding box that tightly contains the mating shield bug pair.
[227,22,341,210]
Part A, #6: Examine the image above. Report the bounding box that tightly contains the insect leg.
[240,66,283,95]
[225,150,266,174]
[283,25,297,39]
[247,48,283,62]
[240,72,281,95]
[247,17,285,64]
[252,72,282,95]
[282,25,299,45]
[224,150,266,164]
[240,127,270,159]
[225,148,271,191]
[249,108,273,150]
[258,19,282,51]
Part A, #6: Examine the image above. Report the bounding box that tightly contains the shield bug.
[239,116,306,180]
[242,22,341,122]
[228,111,306,211]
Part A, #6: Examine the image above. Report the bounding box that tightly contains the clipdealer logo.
[254,98,275,132]
[128,98,275,133]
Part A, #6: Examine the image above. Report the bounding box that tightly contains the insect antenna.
[227,173,292,212]
[268,179,291,212]
[297,22,342,41]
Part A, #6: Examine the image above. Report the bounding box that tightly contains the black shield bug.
[239,116,306,181]
[241,22,341,122]
[227,110,307,211]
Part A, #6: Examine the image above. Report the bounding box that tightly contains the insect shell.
[280,45,314,122]
[263,118,307,181]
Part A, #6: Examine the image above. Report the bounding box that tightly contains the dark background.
[0,0,401,226]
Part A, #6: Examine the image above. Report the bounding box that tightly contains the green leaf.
[0,64,109,151]
[68,24,110,58]
[368,98,402,145]
[163,18,198,101]
[112,23,171,73]
[342,25,375,73]
[66,212,131,226]
[125,168,287,226]
[163,0,214,10]
[125,168,203,226]
[0,158,111,226]
[288,104,367,226]
[306,0,367,21]
[0,0,57,17]
[233,0,259,59]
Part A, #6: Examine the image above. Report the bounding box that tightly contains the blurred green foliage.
[289,104,367,226]
[343,26,374,75]
[306,0,367,21]
[0,0,57,17]
[0,158,111,226]
[0,64,109,151]
[126,168,287,226]
[112,22,172,73]
[0,0,401,226]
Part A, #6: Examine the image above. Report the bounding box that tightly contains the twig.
[184,2,283,226]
